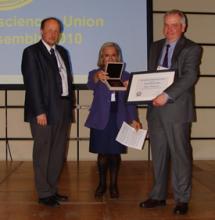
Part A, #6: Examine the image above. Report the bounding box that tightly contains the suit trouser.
[30,100,70,198]
[148,115,192,203]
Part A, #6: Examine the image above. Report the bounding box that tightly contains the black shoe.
[38,196,60,207]
[173,202,188,215]
[109,185,119,198]
[139,198,166,208]
[54,193,69,202]
[95,184,106,197]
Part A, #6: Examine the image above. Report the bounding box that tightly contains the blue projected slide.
[0,0,150,84]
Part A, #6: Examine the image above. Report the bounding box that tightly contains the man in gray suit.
[139,10,202,214]
[22,17,74,207]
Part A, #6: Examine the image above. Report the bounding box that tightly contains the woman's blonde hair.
[97,42,123,68]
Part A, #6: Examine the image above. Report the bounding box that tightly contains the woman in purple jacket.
[85,42,141,198]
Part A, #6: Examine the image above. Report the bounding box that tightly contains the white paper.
[157,66,168,70]
[116,122,147,150]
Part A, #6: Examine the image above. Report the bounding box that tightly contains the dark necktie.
[162,44,170,68]
[50,48,62,94]
[50,48,58,69]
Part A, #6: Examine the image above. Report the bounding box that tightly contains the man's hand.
[152,93,169,107]
[36,113,47,126]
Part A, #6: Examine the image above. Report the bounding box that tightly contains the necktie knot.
[50,48,55,55]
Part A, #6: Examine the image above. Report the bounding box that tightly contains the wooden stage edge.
[0,160,215,220]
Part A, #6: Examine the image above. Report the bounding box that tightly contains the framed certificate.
[126,69,175,104]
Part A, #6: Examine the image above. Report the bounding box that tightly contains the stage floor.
[0,160,215,220]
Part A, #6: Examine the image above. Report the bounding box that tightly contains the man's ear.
[182,24,187,33]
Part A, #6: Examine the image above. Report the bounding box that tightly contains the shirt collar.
[165,39,178,48]
[42,40,56,53]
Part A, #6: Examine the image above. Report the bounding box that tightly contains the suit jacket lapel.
[151,39,165,69]
[155,41,165,68]
[56,45,73,93]
[171,37,186,68]
[56,46,70,72]
[38,40,50,57]
[38,40,58,69]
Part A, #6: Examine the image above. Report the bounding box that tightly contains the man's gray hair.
[164,9,186,25]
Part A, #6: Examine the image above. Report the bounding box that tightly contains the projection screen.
[0,0,152,85]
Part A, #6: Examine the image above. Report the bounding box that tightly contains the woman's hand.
[130,120,142,131]
[123,80,129,89]
[94,70,109,83]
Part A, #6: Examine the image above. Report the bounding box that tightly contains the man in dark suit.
[21,17,74,207]
[139,10,202,214]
